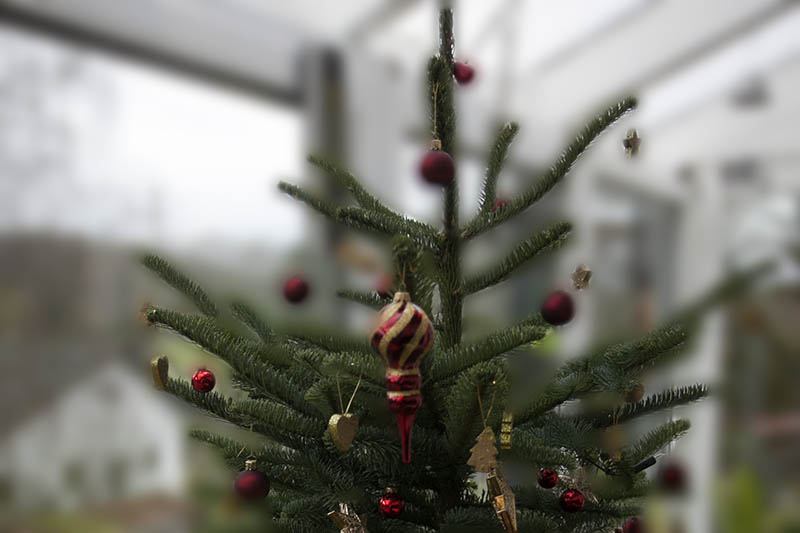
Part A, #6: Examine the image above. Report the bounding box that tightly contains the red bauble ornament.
[453,61,475,85]
[658,461,687,493]
[537,468,559,489]
[378,488,405,518]
[370,292,434,464]
[541,290,575,326]
[283,275,309,303]
[234,459,270,500]
[376,273,393,299]
[191,368,216,393]
[559,488,585,512]
[492,197,509,212]
[623,517,644,533]
[419,141,455,186]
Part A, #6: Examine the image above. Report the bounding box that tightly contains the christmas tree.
[141,8,765,533]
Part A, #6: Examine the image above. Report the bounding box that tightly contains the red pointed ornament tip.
[454,61,475,85]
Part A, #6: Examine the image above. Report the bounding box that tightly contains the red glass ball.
[492,198,509,212]
[191,369,216,393]
[559,488,585,512]
[283,275,309,303]
[420,149,455,186]
[537,468,559,489]
[378,490,405,518]
[454,61,475,85]
[658,462,687,493]
[234,469,270,500]
[541,290,575,326]
[623,517,644,533]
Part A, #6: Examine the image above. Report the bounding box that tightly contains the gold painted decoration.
[151,355,168,389]
[329,413,359,452]
[487,467,517,533]
[328,503,368,533]
[500,410,514,450]
[571,264,593,290]
[467,427,498,473]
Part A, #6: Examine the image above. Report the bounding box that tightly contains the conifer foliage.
[141,8,764,532]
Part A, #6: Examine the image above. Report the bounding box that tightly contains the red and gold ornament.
[419,140,455,186]
[370,292,434,464]
[192,368,216,393]
[537,468,559,489]
[559,488,585,512]
[234,458,270,500]
[378,488,404,518]
[541,290,575,326]
[283,275,310,303]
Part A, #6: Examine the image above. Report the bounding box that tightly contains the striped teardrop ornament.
[370,292,434,463]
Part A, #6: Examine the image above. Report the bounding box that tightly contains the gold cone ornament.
[151,355,169,389]
[487,466,518,533]
[500,410,514,450]
[328,503,367,533]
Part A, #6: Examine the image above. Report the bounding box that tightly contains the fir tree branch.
[336,289,388,310]
[283,324,374,355]
[336,206,441,252]
[307,154,397,217]
[508,429,578,469]
[478,121,520,214]
[278,181,338,219]
[230,300,274,343]
[463,221,572,295]
[232,396,327,439]
[164,377,233,420]
[144,305,293,368]
[621,419,691,467]
[461,96,638,240]
[141,254,217,317]
[189,429,303,469]
[429,317,547,383]
[581,384,710,428]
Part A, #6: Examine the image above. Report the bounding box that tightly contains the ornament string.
[476,381,497,428]
[236,424,255,457]
[431,82,440,139]
[336,373,363,416]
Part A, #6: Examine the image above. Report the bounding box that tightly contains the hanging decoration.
[558,488,585,512]
[467,427,498,473]
[570,264,593,290]
[487,466,518,533]
[500,410,514,450]
[370,291,434,464]
[537,469,559,489]
[623,129,641,158]
[453,61,475,85]
[192,368,216,393]
[378,488,405,518]
[151,355,169,390]
[541,290,575,326]
[283,275,310,303]
[328,503,368,533]
[420,83,455,186]
[328,374,362,453]
[234,457,270,500]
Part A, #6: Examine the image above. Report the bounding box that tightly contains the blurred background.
[0,0,799,531]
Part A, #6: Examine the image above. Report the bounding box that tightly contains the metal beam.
[0,2,302,105]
